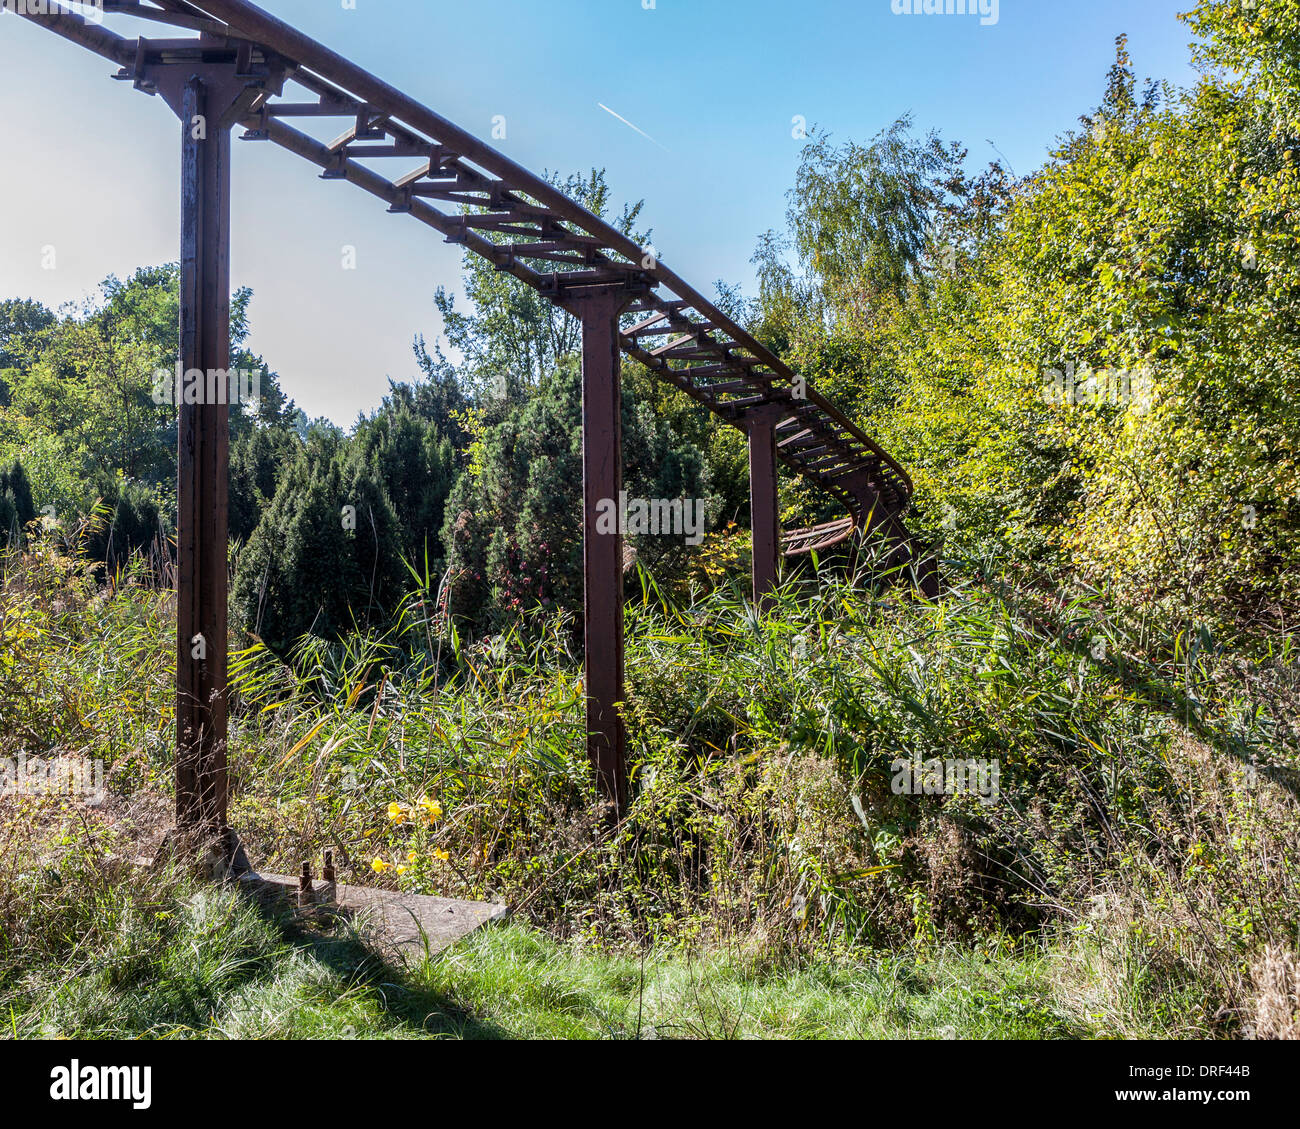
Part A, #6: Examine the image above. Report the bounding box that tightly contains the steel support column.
[839,469,936,592]
[176,75,232,844]
[141,64,256,864]
[573,287,633,818]
[745,405,786,610]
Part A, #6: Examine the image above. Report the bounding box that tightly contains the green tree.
[229,426,302,545]
[354,391,457,570]
[1185,0,1300,128]
[232,434,406,654]
[444,355,716,632]
[769,33,1300,634]
[83,476,165,576]
[0,460,36,547]
[0,298,56,407]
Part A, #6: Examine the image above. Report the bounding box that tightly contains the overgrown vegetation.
[2,533,1297,1037]
[2,0,1299,1040]
[750,17,1300,641]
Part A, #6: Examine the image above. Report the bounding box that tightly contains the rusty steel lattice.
[6,0,926,856]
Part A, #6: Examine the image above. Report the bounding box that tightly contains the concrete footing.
[239,871,507,963]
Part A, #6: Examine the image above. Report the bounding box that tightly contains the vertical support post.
[745,406,784,611]
[842,469,928,590]
[574,287,631,818]
[175,77,233,848]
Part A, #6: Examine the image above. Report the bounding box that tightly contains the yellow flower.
[371,858,393,874]
[407,851,418,863]
[433,848,450,862]
[396,865,410,876]
[418,797,443,823]
[387,801,407,824]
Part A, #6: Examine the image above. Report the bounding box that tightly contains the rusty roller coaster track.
[5,0,926,843]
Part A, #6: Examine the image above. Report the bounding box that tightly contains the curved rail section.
[9,0,914,530]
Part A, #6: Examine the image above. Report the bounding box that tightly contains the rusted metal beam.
[143,56,281,869]
[9,0,918,543]
[180,2,914,505]
[175,74,233,849]
[745,405,788,610]
[102,1,231,35]
[2,0,135,65]
[573,286,635,819]
[782,517,856,557]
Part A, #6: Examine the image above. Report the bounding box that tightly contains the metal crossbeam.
[4,0,913,521]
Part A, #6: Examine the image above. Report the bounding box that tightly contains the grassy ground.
[3,868,1093,1040]
[0,795,1248,1040]
[3,540,1299,1039]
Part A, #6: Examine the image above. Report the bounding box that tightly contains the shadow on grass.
[254,894,514,1039]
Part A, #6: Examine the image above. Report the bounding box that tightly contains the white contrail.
[597,103,672,153]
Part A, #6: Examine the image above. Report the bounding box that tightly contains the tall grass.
[1,532,1298,1036]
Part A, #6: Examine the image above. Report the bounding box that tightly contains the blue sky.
[0,0,1201,425]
